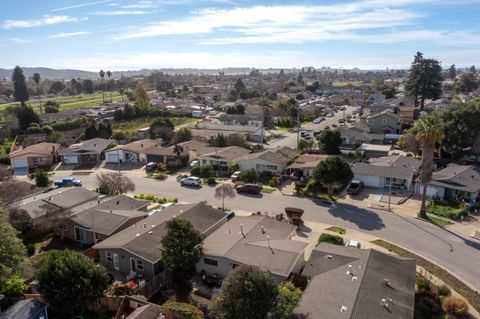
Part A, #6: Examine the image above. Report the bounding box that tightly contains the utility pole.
[296,101,300,149]
[387,160,393,211]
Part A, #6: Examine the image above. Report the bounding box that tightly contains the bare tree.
[214,183,236,211]
[0,168,34,207]
[44,205,72,240]
[96,172,135,195]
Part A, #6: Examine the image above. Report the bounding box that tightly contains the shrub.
[52,118,83,131]
[191,165,213,178]
[416,276,432,292]
[152,172,168,180]
[1,275,29,295]
[239,169,258,183]
[27,243,36,256]
[111,130,126,140]
[106,282,134,296]
[44,105,59,113]
[318,233,344,246]
[437,284,451,298]
[42,125,54,135]
[442,296,469,317]
[415,291,442,319]
[207,177,217,185]
[162,301,203,319]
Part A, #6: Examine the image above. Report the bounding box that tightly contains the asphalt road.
[54,170,480,290]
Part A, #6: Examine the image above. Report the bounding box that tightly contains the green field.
[331,81,363,88]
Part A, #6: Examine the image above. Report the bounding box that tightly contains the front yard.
[427,200,467,220]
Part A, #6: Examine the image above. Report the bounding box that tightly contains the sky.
[1,0,480,71]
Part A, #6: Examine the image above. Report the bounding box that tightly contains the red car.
[236,183,262,194]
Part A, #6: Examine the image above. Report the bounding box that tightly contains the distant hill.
[0,67,98,80]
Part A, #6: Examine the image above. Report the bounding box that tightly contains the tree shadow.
[237,192,263,199]
[327,202,386,231]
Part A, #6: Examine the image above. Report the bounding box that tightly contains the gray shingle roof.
[94,194,150,211]
[93,203,227,263]
[71,209,148,235]
[238,147,297,166]
[429,165,480,193]
[203,216,308,277]
[352,155,420,180]
[0,299,46,319]
[59,138,111,156]
[106,139,159,155]
[197,146,251,162]
[294,244,416,319]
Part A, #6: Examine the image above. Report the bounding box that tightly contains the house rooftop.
[238,147,296,166]
[145,140,217,157]
[352,155,421,180]
[293,243,416,319]
[9,142,61,158]
[93,203,227,263]
[203,215,308,278]
[358,144,392,152]
[197,146,250,162]
[109,139,159,154]
[59,138,111,156]
[93,194,150,211]
[287,154,328,170]
[0,299,46,319]
[430,165,480,193]
[71,209,148,236]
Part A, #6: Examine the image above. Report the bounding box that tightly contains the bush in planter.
[207,177,217,185]
[152,173,168,180]
[436,284,451,298]
[442,296,468,317]
[416,276,432,292]
[161,301,203,319]
[239,170,258,183]
[415,291,442,319]
[317,233,344,246]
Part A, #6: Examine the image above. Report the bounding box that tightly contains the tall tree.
[273,282,302,319]
[405,52,443,110]
[448,64,457,80]
[82,79,94,94]
[96,172,135,194]
[99,69,105,103]
[149,117,174,140]
[454,72,479,94]
[313,156,353,196]
[173,128,192,143]
[106,70,112,102]
[214,183,236,211]
[134,82,150,108]
[15,102,40,130]
[470,65,477,74]
[32,72,42,114]
[210,265,278,319]
[234,78,246,92]
[37,250,108,316]
[317,129,342,154]
[12,66,29,103]
[34,168,50,188]
[415,113,444,218]
[161,218,203,299]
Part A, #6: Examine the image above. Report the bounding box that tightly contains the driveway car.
[230,171,241,182]
[145,162,158,172]
[190,160,200,167]
[346,240,361,249]
[347,180,364,196]
[236,183,262,194]
[180,176,201,187]
[54,177,82,187]
[338,118,346,124]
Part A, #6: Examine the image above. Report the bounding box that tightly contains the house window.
[383,119,388,125]
[204,258,218,266]
[94,232,101,243]
[232,264,239,269]
[106,252,112,262]
[136,259,144,271]
[266,165,277,171]
[256,164,266,171]
[113,253,120,270]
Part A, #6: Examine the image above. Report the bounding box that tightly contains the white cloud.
[52,0,114,12]
[7,37,32,44]
[93,10,148,15]
[121,0,155,9]
[49,31,90,38]
[3,15,87,29]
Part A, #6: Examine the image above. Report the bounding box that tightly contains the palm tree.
[106,70,112,103]
[416,113,444,218]
[32,72,42,114]
[99,70,105,103]
[214,183,236,211]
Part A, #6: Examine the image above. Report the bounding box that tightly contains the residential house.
[105,139,160,163]
[195,122,263,143]
[339,127,383,147]
[64,195,150,244]
[286,154,328,178]
[40,108,91,125]
[236,147,297,174]
[212,114,262,128]
[398,106,417,127]
[357,143,392,158]
[59,138,111,165]
[9,142,61,175]
[365,109,402,134]
[420,165,480,202]
[293,243,416,319]
[12,187,100,228]
[0,299,48,319]
[145,140,217,165]
[197,215,308,283]
[352,155,420,191]
[197,146,250,168]
[93,203,228,281]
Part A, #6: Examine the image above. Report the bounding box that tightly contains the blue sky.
[1,0,480,70]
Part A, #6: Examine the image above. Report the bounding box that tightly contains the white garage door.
[63,155,78,165]
[13,158,28,168]
[354,174,382,188]
[107,153,119,163]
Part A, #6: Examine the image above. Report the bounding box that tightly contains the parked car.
[230,171,241,181]
[338,118,346,124]
[326,112,334,117]
[345,240,361,249]
[145,162,158,172]
[54,177,82,187]
[190,160,200,167]
[313,117,324,124]
[235,183,262,194]
[347,180,364,195]
[180,176,201,187]
[300,130,308,137]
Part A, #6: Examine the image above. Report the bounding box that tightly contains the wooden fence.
[135,271,168,299]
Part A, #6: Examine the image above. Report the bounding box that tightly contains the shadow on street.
[328,203,386,231]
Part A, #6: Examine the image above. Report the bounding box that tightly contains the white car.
[180,176,201,187]
[190,160,200,167]
[326,112,334,117]
[345,240,361,249]
[231,171,241,181]
[313,117,324,124]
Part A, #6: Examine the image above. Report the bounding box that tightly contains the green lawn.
[326,226,346,235]
[427,200,465,219]
[261,185,276,193]
[417,214,454,227]
[274,126,293,132]
[331,81,363,88]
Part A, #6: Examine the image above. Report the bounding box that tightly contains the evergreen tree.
[317,129,342,155]
[12,66,29,103]
[313,156,353,196]
[448,64,456,80]
[234,78,246,92]
[84,123,98,139]
[15,102,39,130]
[470,65,477,74]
